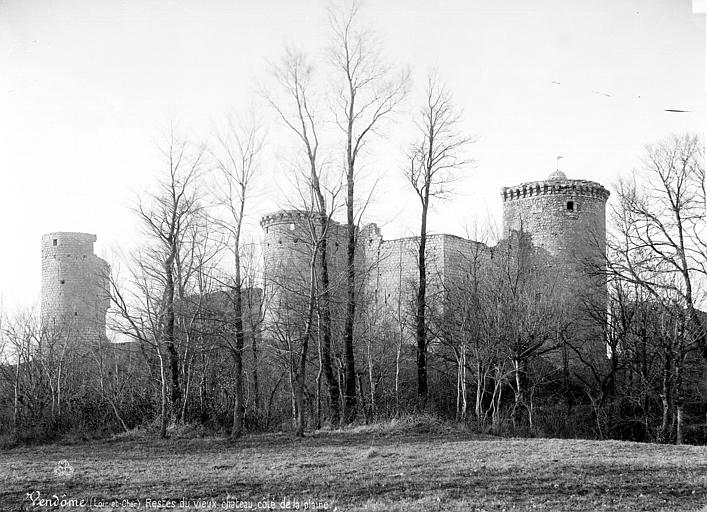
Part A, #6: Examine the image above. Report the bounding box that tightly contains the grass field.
[1,419,706,511]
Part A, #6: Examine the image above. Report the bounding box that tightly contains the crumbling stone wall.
[41,232,110,345]
[260,171,609,349]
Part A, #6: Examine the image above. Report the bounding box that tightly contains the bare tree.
[266,49,342,425]
[109,258,171,438]
[405,73,473,400]
[329,0,408,422]
[212,114,263,440]
[608,133,706,443]
[265,207,335,436]
[0,309,41,440]
[490,233,563,429]
[130,132,204,429]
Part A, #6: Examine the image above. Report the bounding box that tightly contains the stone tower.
[260,210,349,332]
[501,171,610,328]
[261,210,321,287]
[41,232,110,345]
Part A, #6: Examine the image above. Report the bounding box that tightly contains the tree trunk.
[416,201,429,400]
[367,338,376,419]
[163,254,181,425]
[657,349,672,443]
[232,346,244,439]
[460,343,467,421]
[674,341,685,445]
[252,327,260,418]
[230,211,247,440]
[180,353,193,424]
[475,361,483,421]
[512,358,524,428]
[13,355,21,440]
[395,334,402,414]
[343,201,357,423]
[230,289,246,440]
[295,251,318,437]
[455,352,462,421]
[491,366,503,429]
[357,373,369,424]
[318,228,341,426]
[158,349,168,439]
[343,113,358,424]
[265,376,282,431]
[315,329,323,430]
[294,372,306,437]
[675,404,684,445]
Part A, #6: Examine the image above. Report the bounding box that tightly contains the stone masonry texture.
[260,171,610,348]
[41,232,110,346]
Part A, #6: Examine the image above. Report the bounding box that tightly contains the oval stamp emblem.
[53,460,75,478]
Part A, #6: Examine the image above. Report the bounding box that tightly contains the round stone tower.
[501,170,610,260]
[41,232,110,344]
[501,171,610,324]
[261,210,320,286]
[260,210,348,332]
[260,211,323,329]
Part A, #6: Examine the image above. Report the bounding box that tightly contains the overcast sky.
[0,0,705,310]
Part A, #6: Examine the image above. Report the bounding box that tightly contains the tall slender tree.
[212,114,263,439]
[266,49,342,425]
[135,132,204,425]
[329,0,408,421]
[405,73,473,400]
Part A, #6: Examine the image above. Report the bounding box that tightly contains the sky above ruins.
[0,0,705,310]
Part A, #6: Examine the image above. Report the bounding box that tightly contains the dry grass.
[1,422,706,511]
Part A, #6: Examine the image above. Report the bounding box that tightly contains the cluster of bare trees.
[0,309,147,442]
[596,133,707,443]
[419,132,707,445]
[262,1,410,434]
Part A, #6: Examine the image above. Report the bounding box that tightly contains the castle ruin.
[260,171,610,347]
[41,232,110,345]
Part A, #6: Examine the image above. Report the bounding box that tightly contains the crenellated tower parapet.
[501,171,609,260]
[260,209,325,230]
[501,172,610,203]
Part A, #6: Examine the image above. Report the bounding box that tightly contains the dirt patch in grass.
[1,430,706,511]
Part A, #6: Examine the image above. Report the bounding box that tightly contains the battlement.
[501,178,610,202]
[260,209,327,229]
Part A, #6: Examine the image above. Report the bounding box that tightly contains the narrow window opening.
[53,239,57,246]
[567,201,574,211]
[74,312,78,316]
[60,279,65,284]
